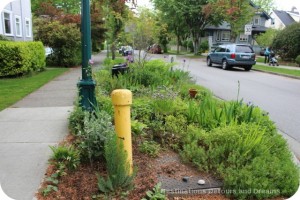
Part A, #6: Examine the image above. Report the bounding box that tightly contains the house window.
[221,31,230,41]
[15,16,22,37]
[3,11,13,35]
[239,34,248,42]
[253,17,260,25]
[25,18,31,37]
[216,31,230,42]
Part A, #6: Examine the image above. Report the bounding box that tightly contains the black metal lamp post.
[77,0,96,111]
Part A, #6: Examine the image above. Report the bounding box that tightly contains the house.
[0,0,33,41]
[203,1,271,51]
[265,7,300,30]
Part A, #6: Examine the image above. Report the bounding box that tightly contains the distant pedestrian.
[264,47,270,63]
[126,51,134,64]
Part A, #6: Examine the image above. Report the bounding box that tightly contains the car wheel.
[244,65,252,71]
[207,57,212,66]
[222,59,229,70]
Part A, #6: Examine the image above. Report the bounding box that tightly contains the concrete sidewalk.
[0,53,105,200]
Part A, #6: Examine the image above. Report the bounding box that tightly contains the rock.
[197,179,205,185]
[182,176,189,182]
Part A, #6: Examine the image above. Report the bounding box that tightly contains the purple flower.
[89,59,94,65]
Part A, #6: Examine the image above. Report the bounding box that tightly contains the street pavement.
[0,53,105,200]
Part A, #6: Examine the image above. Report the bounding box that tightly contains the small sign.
[244,24,252,35]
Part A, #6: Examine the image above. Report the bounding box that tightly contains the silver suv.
[207,44,256,71]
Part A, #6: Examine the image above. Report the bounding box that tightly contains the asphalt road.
[141,52,300,160]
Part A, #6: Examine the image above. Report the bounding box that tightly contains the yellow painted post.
[111,89,133,174]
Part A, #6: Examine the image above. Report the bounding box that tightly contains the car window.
[219,47,226,52]
[236,45,254,53]
[214,47,222,52]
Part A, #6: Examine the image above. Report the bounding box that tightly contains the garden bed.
[36,134,231,200]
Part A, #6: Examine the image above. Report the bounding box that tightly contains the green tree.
[32,0,81,14]
[252,0,275,14]
[272,23,300,60]
[255,28,279,47]
[34,19,81,67]
[154,0,221,55]
[104,0,129,60]
[153,0,189,54]
[208,0,255,42]
[125,8,156,64]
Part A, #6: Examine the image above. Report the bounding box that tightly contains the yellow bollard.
[111,89,133,174]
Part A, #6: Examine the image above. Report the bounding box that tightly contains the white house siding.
[265,12,285,30]
[1,0,32,41]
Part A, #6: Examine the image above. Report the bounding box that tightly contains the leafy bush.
[296,55,300,67]
[272,23,300,60]
[139,140,161,157]
[76,109,115,162]
[181,124,299,199]
[0,35,10,41]
[199,40,209,54]
[97,134,135,194]
[0,41,45,77]
[49,145,80,171]
[34,19,81,67]
[141,182,167,200]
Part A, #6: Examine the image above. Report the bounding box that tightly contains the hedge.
[0,41,45,77]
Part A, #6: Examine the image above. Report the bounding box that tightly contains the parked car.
[259,47,266,56]
[119,46,133,56]
[206,44,256,71]
[45,47,53,57]
[148,44,162,54]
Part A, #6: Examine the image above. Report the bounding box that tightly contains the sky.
[135,0,300,12]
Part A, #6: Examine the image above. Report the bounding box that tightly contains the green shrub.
[34,19,81,67]
[181,124,299,199]
[141,182,167,200]
[49,145,80,171]
[0,41,45,77]
[296,55,300,67]
[272,23,300,60]
[97,134,135,194]
[76,109,115,162]
[139,140,161,157]
[0,35,10,41]
[199,40,209,54]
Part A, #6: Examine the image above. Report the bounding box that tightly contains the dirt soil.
[36,135,283,200]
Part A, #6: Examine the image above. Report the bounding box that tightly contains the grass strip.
[253,64,300,78]
[0,68,68,111]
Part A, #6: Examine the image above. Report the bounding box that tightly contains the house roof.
[273,10,296,26]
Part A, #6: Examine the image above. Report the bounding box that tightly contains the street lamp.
[77,0,96,111]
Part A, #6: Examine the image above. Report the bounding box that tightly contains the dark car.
[148,44,162,54]
[207,44,256,71]
[119,46,133,56]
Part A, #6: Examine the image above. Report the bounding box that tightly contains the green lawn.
[0,68,68,111]
[253,64,300,78]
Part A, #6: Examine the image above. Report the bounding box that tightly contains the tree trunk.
[111,43,116,60]
[177,34,180,54]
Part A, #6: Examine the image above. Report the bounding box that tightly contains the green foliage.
[186,94,275,132]
[0,35,10,41]
[272,23,300,60]
[181,123,300,199]
[0,41,45,77]
[49,145,80,171]
[255,28,279,47]
[75,109,115,162]
[199,40,209,54]
[295,55,300,67]
[141,182,167,200]
[97,134,135,194]
[139,140,161,157]
[131,120,148,138]
[34,19,81,67]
